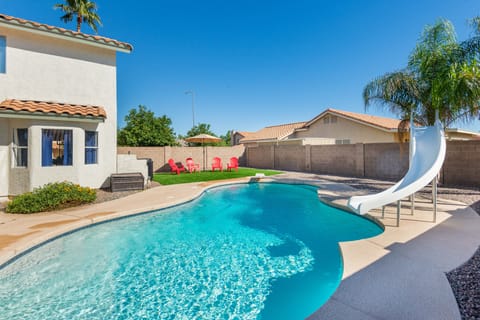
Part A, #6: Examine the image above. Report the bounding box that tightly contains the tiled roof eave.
[240,137,280,143]
[0,14,132,53]
[0,109,105,122]
[0,99,107,122]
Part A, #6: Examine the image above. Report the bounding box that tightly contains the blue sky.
[2,0,480,136]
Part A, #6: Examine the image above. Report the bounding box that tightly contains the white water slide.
[348,119,446,216]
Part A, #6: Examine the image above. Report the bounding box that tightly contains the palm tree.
[54,0,102,33]
[364,19,480,129]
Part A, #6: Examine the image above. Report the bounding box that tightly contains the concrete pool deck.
[0,173,479,319]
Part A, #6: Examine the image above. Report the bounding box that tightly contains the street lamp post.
[185,90,195,128]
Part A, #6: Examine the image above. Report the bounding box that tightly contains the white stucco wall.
[0,26,120,194]
[117,154,148,185]
[0,118,9,197]
[293,115,396,144]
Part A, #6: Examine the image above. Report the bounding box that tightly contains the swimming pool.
[0,183,382,319]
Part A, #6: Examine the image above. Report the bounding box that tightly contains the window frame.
[0,35,6,74]
[84,131,98,165]
[41,129,73,167]
[335,139,351,145]
[12,128,28,167]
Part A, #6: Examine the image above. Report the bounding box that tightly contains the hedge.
[6,182,96,214]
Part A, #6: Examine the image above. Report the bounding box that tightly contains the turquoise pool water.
[0,183,382,319]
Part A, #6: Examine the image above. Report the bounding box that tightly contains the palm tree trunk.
[76,14,82,32]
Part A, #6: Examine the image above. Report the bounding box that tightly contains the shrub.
[6,181,96,214]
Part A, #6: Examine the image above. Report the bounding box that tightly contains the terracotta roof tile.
[234,131,253,138]
[0,99,107,119]
[240,122,306,143]
[330,108,400,129]
[302,108,401,130]
[0,13,132,52]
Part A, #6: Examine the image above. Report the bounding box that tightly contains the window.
[335,139,351,145]
[0,36,5,73]
[85,131,98,164]
[42,129,73,166]
[330,116,337,123]
[13,128,28,167]
[323,116,330,124]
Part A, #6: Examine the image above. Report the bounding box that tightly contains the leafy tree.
[220,130,232,146]
[364,18,480,129]
[186,123,216,137]
[54,0,102,33]
[183,123,221,146]
[118,105,177,146]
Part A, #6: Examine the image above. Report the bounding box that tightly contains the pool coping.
[1,173,479,320]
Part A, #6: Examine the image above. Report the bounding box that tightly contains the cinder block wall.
[204,146,246,169]
[275,145,306,172]
[118,145,245,172]
[165,147,204,171]
[364,143,409,180]
[245,140,480,188]
[117,147,166,172]
[442,141,480,187]
[310,144,359,176]
[246,146,274,169]
[119,141,480,187]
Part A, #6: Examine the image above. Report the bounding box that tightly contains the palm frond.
[363,71,420,117]
[54,0,102,33]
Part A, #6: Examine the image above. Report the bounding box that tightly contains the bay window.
[42,129,73,166]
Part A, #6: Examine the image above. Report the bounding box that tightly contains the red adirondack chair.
[168,158,185,174]
[186,157,200,173]
[227,157,239,171]
[211,157,222,171]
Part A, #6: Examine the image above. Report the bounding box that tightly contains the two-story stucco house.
[0,13,132,198]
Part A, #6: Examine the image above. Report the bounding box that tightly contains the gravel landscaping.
[93,181,161,204]
[447,247,480,320]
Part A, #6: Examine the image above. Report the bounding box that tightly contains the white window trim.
[0,35,6,74]
[12,128,28,168]
[85,131,98,165]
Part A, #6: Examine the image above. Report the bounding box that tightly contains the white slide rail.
[348,119,446,215]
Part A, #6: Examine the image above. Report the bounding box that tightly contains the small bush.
[6,181,96,214]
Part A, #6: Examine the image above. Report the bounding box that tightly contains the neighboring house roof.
[233,131,253,140]
[240,122,306,143]
[235,131,253,137]
[300,108,401,132]
[0,99,107,120]
[238,108,480,144]
[445,128,480,140]
[0,13,132,53]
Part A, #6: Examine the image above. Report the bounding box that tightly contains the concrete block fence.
[244,141,480,188]
[117,145,246,172]
[118,140,480,188]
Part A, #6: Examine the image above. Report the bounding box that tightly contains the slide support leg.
[382,206,385,219]
[396,200,401,227]
[410,194,415,215]
[433,176,437,223]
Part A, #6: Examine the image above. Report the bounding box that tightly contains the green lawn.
[153,167,282,185]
